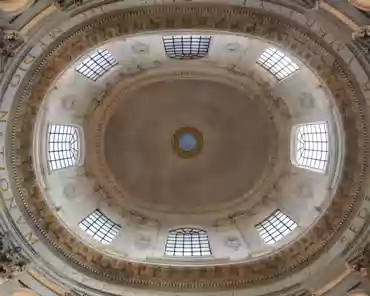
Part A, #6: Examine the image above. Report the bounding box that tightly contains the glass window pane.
[79,209,121,244]
[255,210,297,244]
[257,47,299,80]
[163,35,211,60]
[76,49,118,81]
[165,228,211,257]
[295,122,329,172]
[47,124,80,171]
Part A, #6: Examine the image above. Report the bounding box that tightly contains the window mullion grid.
[76,49,117,81]
[101,221,116,244]
[295,123,328,171]
[273,211,293,234]
[258,48,299,80]
[165,228,210,257]
[80,58,102,81]
[47,124,80,170]
[163,35,210,60]
[79,210,121,244]
[83,210,103,236]
[256,210,296,244]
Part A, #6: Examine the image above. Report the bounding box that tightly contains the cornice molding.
[84,67,290,220]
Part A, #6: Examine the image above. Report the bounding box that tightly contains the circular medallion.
[172,127,203,158]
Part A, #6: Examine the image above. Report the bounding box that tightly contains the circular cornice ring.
[8,4,369,290]
[84,67,287,219]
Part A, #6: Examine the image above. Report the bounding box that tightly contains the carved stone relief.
[134,236,152,250]
[0,232,26,284]
[61,96,77,111]
[225,42,241,52]
[350,243,370,279]
[131,42,150,54]
[295,0,319,9]
[53,0,84,10]
[352,26,370,55]
[64,290,88,296]
[225,237,242,251]
[299,92,315,109]
[0,29,23,73]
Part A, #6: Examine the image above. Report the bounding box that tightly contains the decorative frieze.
[349,243,370,279]
[0,29,23,73]
[65,290,88,296]
[53,0,84,10]
[297,0,319,9]
[0,231,26,284]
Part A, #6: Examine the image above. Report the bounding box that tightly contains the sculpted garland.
[7,4,369,289]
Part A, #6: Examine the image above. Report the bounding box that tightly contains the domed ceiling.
[2,1,370,293]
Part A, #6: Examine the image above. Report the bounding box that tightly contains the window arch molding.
[290,121,330,173]
[45,123,85,172]
[165,227,211,257]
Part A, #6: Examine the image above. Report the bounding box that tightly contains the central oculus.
[173,127,203,158]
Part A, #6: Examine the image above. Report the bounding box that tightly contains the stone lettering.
[48,28,63,40]
[357,207,370,220]
[4,197,17,210]
[0,178,9,192]
[349,224,361,234]
[25,232,39,245]
[0,146,5,171]
[0,111,8,125]
[10,74,21,87]
[16,215,26,225]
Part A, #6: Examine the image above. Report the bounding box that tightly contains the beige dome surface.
[85,68,289,221]
[103,79,276,214]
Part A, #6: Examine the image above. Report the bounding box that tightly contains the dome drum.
[0,1,369,294]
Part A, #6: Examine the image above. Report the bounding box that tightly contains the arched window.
[165,228,211,257]
[293,122,329,172]
[47,124,80,171]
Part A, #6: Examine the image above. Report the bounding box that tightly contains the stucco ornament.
[351,243,370,279]
[352,26,370,54]
[297,0,319,9]
[0,29,23,73]
[225,237,242,251]
[131,42,150,54]
[64,290,88,296]
[0,232,26,284]
[299,92,315,109]
[53,0,84,10]
[134,236,152,250]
